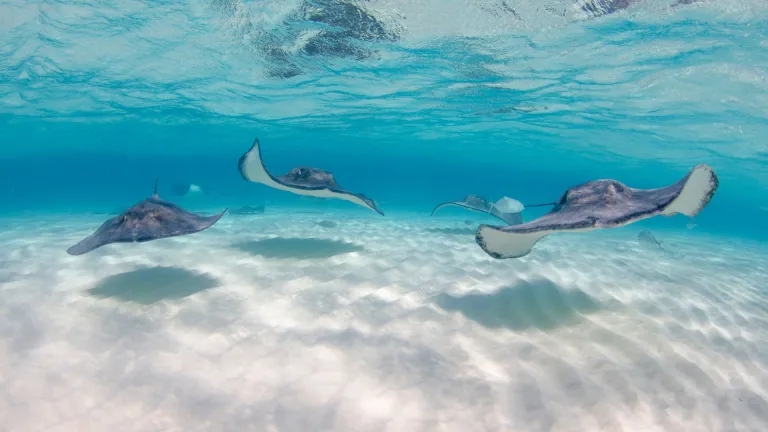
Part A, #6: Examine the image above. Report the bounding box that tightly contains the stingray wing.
[489,207,523,225]
[431,201,488,215]
[66,216,125,256]
[475,164,718,259]
[432,197,524,226]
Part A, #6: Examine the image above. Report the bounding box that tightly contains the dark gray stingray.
[229,205,266,215]
[638,230,663,249]
[476,164,719,259]
[432,195,524,225]
[238,137,384,215]
[67,180,227,256]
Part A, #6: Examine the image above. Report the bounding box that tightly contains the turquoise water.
[2,1,767,237]
[2,1,768,431]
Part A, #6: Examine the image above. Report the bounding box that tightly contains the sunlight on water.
[1,1,768,431]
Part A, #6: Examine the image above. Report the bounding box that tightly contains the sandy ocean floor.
[1,210,767,432]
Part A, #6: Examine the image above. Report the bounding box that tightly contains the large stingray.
[475,164,719,259]
[238,137,384,215]
[67,180,227,256]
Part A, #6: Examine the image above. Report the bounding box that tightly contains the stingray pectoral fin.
[431,202,459,216]
[489,207,523,225]
[661,164,719,217]
[475,224,550,259]
[238,138,282,188]
[196,208,227,231]
[66,234,109,256]
[342,193,385,216]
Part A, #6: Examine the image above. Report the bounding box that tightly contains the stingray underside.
[238,137,384,215]
[67,198,227,256]
[475,164,719,259]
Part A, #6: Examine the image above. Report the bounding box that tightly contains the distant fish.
[67,179,226,256]
[238,137,384,215]
[686,222,697,230]
[638,230,663,249]
[475,164,718,259]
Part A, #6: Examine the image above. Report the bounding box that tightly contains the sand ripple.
[0,212,767,431]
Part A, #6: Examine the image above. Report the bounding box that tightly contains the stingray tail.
[153,177,159,197]
[525,202,557,208]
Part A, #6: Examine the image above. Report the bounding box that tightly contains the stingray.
[67,180,227,256]
[475,164,719,259]
[238,137,384,215]
[638,230,663,249]
[431,195,553,226]
[230,205,266,215]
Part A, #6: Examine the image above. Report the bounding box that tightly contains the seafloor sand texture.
[1,212,767,432]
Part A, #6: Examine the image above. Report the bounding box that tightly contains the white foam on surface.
[1,212,767,431]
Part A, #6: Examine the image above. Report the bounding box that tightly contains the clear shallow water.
[1,1,768,431]
[2,0,768,236]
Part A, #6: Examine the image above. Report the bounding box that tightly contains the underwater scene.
[2,0,768,431]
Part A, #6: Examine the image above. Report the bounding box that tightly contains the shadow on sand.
[232,237,364,260]
[434,278,604,331]
[88,266,220,305]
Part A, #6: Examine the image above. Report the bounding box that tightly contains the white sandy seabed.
[0,210,767,432]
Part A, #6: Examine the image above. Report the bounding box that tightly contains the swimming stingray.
[229,204,266,215]
[475,164,719,259]
[431,195,554,226]
[67,180,227,256]
[238,138,384,215]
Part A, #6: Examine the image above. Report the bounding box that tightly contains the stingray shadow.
[88,266,220,305]
[425,227,476,236]
[434,278,604,331]
[233,237,364,260]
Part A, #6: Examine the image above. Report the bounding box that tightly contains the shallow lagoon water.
[2,0,768,431]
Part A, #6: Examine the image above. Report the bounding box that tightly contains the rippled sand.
[1,211,767,432]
